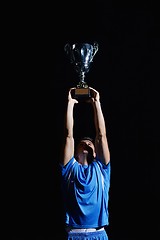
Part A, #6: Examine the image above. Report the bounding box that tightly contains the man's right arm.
[61,88,78,166]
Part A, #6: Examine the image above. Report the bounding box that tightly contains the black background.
[5,1,159,239]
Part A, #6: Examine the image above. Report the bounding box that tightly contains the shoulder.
[93,158,111,175]
[94,157,110,167]
[60,156,76,167]
[60,157,78,176]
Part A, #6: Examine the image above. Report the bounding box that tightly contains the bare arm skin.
[61,88,78,166]
[90,87,110,165]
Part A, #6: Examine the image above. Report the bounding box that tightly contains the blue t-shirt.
[60,157,111,228]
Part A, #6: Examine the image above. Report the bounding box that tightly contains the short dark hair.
[78,136,94,143]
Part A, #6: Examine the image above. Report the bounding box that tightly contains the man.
[60,86,111,240]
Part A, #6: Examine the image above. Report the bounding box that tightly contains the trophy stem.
[79,72,85,82]
[77,72,88,88]
[77,82,88,88]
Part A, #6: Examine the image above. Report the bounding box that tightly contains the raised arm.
[90,87,110,165]
[61,88,78,166]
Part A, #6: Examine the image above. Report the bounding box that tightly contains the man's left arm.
[90,87,110,165]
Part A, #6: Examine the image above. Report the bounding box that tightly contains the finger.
[89,87,97,92]
[70,87,76,89]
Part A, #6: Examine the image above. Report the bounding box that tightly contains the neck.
[77,153,93,165]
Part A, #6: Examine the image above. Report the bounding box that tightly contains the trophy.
[64,42,99,99]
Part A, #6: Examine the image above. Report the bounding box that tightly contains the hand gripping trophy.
[64,42,99,99]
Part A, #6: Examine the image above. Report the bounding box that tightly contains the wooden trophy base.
[74,87,91,100]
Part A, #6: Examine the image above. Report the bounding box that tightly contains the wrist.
[68,99,77,105]
[93,99,101,104]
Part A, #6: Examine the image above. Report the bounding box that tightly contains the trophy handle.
[64,44,74,63]
[64,43,71,55]
[92,42,99,59]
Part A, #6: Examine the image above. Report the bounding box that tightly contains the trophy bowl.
[64,42,99,99]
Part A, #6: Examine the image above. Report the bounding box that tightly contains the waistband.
[67,227,104,233]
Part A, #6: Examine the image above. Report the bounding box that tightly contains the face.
[76,139,96,159]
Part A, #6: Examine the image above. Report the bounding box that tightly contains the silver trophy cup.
[64,42,99,99]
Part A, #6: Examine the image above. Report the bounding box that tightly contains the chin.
[83,150,88,154]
